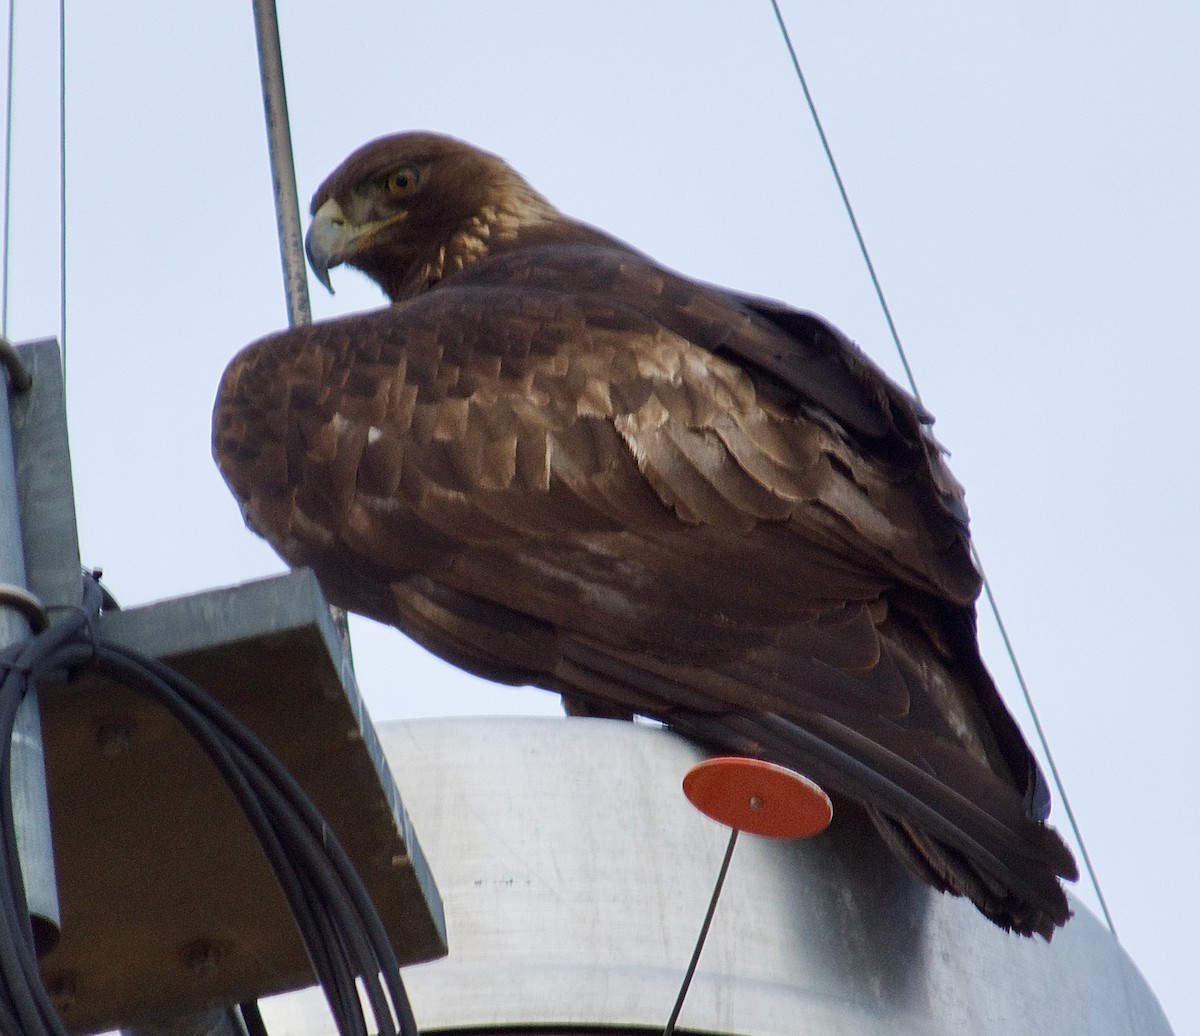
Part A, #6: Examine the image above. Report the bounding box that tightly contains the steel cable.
[766,0,1113,933]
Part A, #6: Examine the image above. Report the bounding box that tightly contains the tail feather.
[673,709,1074,938]
[866,807,1069,939]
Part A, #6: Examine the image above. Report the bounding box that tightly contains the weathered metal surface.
[120,1007,244,1036]
[10,339,82,612]
[4,337,65,950]
[260,716,1171,1035]
[252,0,313,330]
[37,570,445,1035]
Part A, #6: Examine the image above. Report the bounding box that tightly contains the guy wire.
[767,0,1115,934]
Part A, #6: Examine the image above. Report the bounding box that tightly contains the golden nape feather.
[213,131,1077,938]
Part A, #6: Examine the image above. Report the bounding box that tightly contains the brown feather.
[214,131,1076,938]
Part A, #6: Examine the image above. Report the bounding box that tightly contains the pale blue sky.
[4,3,1197,1032]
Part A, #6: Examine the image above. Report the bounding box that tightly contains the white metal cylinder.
[261,716,1172,1035]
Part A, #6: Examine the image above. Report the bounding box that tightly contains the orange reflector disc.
[682,757,832,839]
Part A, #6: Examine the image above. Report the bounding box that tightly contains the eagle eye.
[384,165,421,198]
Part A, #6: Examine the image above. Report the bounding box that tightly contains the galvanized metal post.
[0,340,60,951]
[250,0,353,658]
[251,0,311,329]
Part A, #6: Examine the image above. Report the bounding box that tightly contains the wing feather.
[214,240,1074,937]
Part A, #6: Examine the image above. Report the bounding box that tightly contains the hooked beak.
[305,198,353,294]
[305,197,410,294]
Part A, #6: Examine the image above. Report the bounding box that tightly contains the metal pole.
[251,0,311,329]
[250,0,354,658]
[0,341,60,952]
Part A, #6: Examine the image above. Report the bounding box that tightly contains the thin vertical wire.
[768,0,920,403]
[2,0,15,337]
[766,0,1114,932]
[977,572,1117,933]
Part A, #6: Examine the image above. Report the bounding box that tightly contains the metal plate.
[36,571,446,1035]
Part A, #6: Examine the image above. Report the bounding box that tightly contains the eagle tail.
[672,709,1075,939]
[865,806,1069,939]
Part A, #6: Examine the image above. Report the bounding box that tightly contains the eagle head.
[305,131,559,301]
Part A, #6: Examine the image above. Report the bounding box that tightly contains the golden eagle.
[214,132,1076,937]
